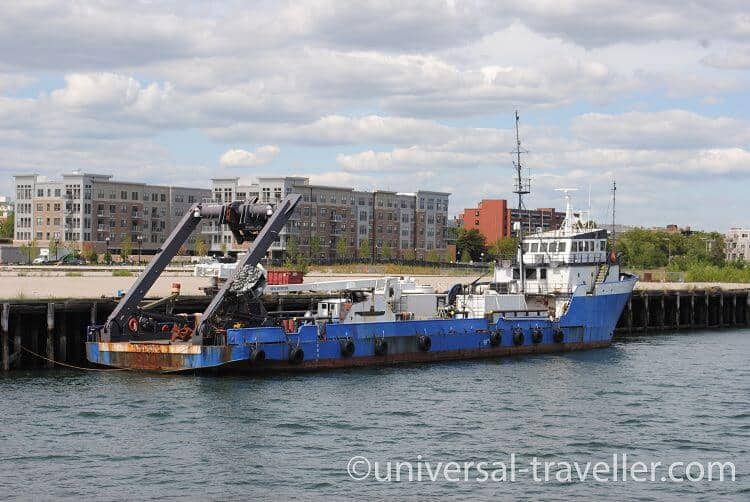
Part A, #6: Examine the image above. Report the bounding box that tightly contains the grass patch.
[112,269,133,277]
[65,271,83,277]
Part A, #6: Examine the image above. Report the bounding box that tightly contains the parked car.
[56,255,87,266]
[32,256,50,265]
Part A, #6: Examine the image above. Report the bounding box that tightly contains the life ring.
[512,328,524,346]
[340,338,355,357]
[531,327,543,344]
[250,349,266,362]
[553,329,564,343]
[418,335,432,351]
[374,338,388,356]
[127,316,139,333]
[288,346,304,364]
[489,329,502,347]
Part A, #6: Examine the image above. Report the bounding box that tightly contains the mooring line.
[19,346,128,372]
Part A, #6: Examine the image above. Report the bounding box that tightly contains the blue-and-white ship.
[85,192,636,373]
[86,113,636,373]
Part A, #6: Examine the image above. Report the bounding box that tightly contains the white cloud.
[571,110,750,150]
[219,146,280,168]
[702,49,750,70]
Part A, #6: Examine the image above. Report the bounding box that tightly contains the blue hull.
[86,284,634,373]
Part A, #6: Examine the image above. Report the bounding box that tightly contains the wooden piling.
[58,310,67,363]
[46,303,55,368]
[13,314,22,368]
[1,303,9,371]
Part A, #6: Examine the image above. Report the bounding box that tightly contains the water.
[1,330,748,501]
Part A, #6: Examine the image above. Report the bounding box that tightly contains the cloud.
[702,49,750,70]
[571,110,750,150]
[219,146,280,168]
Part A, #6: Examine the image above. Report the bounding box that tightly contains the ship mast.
[611,179,617,252]
[512,111,530,293]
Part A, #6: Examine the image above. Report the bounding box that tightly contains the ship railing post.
[1,303,9,372]
[675,292,680,329]
[46,303,55,369]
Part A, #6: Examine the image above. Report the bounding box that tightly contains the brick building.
[13,172,210,253]
[462,199,565,243]
[207,177,450,260]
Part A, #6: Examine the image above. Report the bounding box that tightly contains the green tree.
[120,235,132,262]
[194,236,208,257]
[335,237,348,259]
[402,248,415,261]
[0,212,14,238]
[48,238,59,260]
[456,228,486,261]
[426,250,440,263]
[220,242,228,256]
[358,239,371,259]
[460,249,472,263]
[81,243,98,263]
[309,235,323,259]
[285,235,300,261]
[380,243,393,260]
[488,237,518,261]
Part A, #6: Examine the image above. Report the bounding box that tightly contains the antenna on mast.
[511,110,531,293]
[611,179,617,251]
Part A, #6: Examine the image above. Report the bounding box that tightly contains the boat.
[86,114,637,373]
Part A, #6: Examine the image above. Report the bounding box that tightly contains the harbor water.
[1,329,748,500]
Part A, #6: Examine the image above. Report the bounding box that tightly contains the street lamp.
[480,252,485,263]
[137,234,143,266]
[105,237,110,265]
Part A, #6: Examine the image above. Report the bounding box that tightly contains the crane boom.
[102,194,301,342]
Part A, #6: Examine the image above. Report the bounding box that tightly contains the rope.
[19,346,128,372]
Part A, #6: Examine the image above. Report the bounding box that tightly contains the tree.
[403,248,415,261]
[310,235,323,259]
[358,239,371,259]
[488,237,518,261]
[194,236,208,257]
[220,242,228,256]
[81,243,98,263]
[285,235,299,261]
[460,249,472,263]
[456,228,486,261]
[426,250,440,263]
[0,212,13,238]
[335,237,347,259]
[380,243,392,260]
[49,238,59,260]
[120,235,132,262]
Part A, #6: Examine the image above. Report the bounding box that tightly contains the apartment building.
[725,228,750,262]
[206,177,450,260]
[13,172,210,253]
[462,199,565,242]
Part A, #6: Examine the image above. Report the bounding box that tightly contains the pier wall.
[2,289,749,371]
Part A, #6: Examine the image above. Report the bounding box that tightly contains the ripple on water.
[0,328,748,500]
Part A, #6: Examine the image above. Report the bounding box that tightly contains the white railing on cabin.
[524,251,607,265]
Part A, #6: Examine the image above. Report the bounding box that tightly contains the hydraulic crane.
[99,194,301,344]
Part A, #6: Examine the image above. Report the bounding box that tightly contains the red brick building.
[462,199,565,243]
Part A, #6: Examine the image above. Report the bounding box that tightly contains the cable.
[19,346,128,372]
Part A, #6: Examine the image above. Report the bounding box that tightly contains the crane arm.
[102,194,301,342]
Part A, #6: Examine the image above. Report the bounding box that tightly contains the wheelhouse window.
[530,242,539,252]
[558,242,566,252]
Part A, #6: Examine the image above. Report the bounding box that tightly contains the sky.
[0,0,748,231]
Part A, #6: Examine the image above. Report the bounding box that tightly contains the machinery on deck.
[94,194,301,345]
